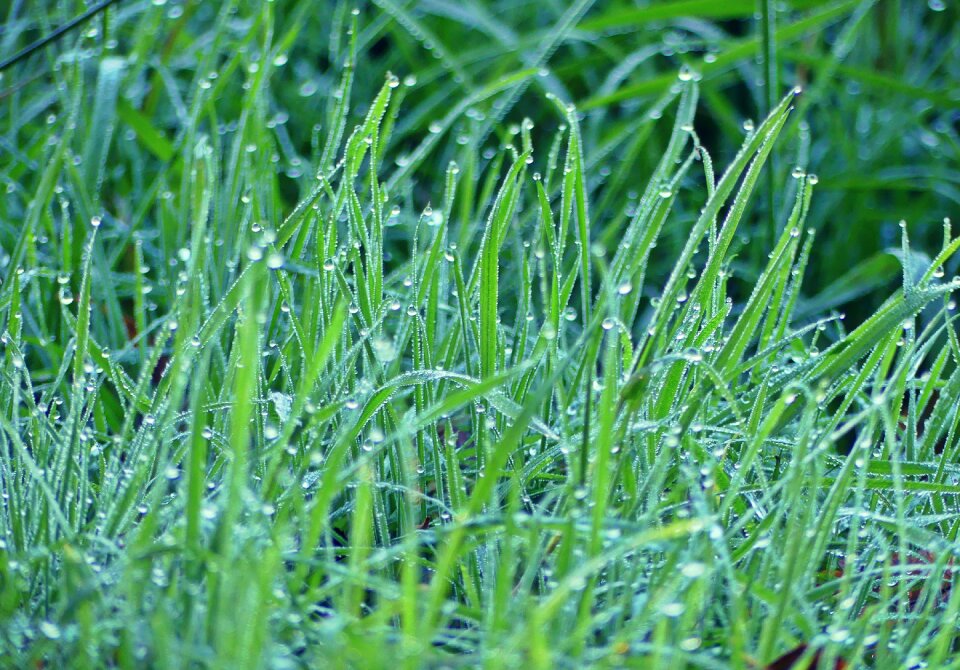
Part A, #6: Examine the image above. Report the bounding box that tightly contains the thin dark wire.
[0,0,122,72]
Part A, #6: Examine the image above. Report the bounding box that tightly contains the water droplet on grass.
[372,337,397,362]
[39,621,61,639]
[661,602,684,617]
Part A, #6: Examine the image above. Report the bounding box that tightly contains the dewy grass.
[1,2,959,668]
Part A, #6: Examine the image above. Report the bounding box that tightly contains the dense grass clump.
[1,1,959,668]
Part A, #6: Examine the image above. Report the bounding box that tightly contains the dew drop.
[372,337,397,362]
[39,622,61,640]
[661,602,684,617]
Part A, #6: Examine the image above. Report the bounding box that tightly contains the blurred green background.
[2,0,958,324]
